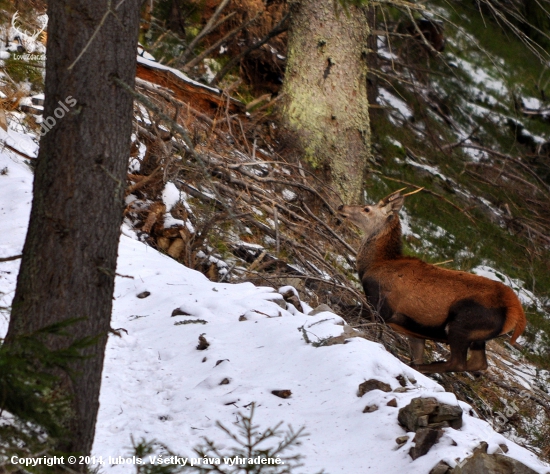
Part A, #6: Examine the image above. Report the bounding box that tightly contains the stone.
[430,461,452,474]
[396,435,409,447]
[396,375,407,387]
[271,390,292,399]
[387,398,398,407]
[499,444,509,454]
[270,297,287,310]
[309,304,334,316]
[398,397,463,431]
[409,427,443,460]
[280,289,303,312]
[358,379,392,397]
[363,404,379,413]
[393,387,410,393]
[431,402,464,429]
[473,442,489,454]
[451,452,539,474]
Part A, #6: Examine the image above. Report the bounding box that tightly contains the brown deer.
[338,190,526,373]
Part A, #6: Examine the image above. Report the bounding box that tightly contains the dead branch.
[302,203,356,254]
[210,12,290,86]
[182,13,262,72]
[0,254,23,262]
[126,166,163,195]
[457,143,550,194]
[178,0,233,64]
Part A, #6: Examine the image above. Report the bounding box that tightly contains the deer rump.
[361,258,524,345]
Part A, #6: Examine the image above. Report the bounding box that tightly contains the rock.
[499,444,509,454]
[473,442,489,454]
[396,435,409,447]
[451,452,539,474]
[271,390,292,399]
[358,379,392,397]
[271,298,287,310]
[363,404,379,413]
[431,402,464,428]
[281,289,303,312]
[172,308,191,316]
[398,397,463,431]
[387,398,398,407]
[393,387,410,393]
[278,278,305,293]
[396,375,407,386]
[309,304,334,316]
[430,461,452,474]
[320,324,362,346]
[197,334,209,350]
[409,427,443,460]
[137,291,151,299]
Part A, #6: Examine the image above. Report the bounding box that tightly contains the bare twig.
[0,254,23,263]
[210,12,290,86]
[68,0,128,71]
[178,0,232,64]
[183,13,262,72]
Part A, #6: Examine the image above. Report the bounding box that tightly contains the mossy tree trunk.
[281,0,371,204]
[6,0,141,463]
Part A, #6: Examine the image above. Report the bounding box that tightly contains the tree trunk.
[281,0,371,204]
[6,0,141,461]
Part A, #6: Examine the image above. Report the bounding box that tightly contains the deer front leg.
[408,336,425,365]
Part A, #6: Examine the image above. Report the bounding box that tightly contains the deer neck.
[356,216,403,279]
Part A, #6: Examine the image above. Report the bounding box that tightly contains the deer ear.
[380,193,404,215]
[389,194,404,212]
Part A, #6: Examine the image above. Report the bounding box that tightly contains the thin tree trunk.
[366,5,379,121]
[281,0,371,204]
[6,0,141,462]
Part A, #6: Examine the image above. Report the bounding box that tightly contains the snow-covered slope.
[1,128,549,473]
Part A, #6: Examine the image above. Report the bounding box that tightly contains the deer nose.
[337,205,343,211]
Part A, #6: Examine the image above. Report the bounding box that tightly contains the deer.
[338,189,526,374]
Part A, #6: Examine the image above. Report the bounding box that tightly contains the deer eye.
[363,206,370,213]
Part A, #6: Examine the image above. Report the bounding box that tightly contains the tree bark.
[281,0,371,204]
[6,0,141,461]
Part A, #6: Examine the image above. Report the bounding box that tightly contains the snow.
[523,97,542,110]
[137,56,221,94]
[0,125,39,158]
[377,88,414,121]
[162,182,182,212]
[0,127,549,474]
[405,157,450,182]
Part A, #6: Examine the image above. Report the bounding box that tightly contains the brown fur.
[338,191,526,373]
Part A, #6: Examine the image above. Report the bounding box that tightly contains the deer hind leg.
[414,299,503,374]
[408,336,425,365]
[467,341,488,371]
